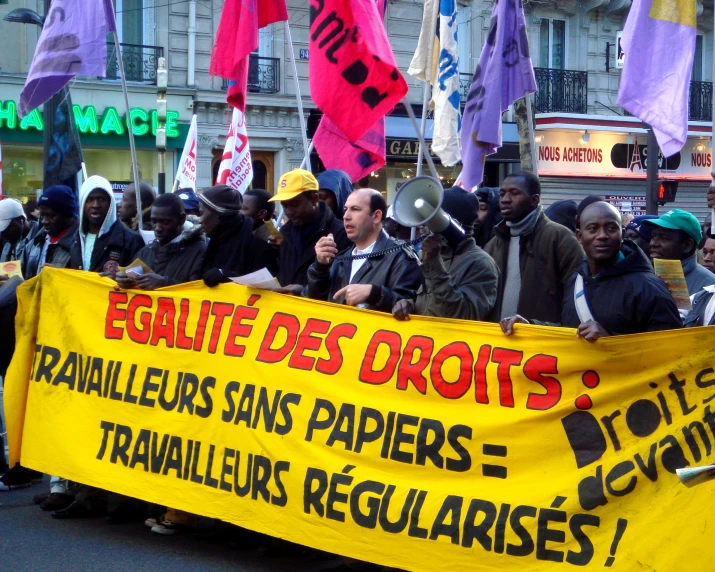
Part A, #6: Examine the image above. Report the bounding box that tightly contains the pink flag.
[313,117,385,182]
[309,0,407,143]
[617,0,696,157]
[210,0,288,110]
[216,108,253,193]
[175,115,198,190]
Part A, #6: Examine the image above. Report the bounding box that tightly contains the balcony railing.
[534,68,588,114]
[690,81,713,121]
[106,43,163,84]
[222,55,280,94]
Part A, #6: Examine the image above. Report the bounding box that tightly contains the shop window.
[539,18,566,69]
[692,35,703,81]
[115,0,156,46]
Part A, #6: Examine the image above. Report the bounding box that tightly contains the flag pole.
[711,4,715,225]
[300,141,314,169]
[285,22,312,172]
[416,82,431,177]
[403,99,440,181]
[111,27,143,230]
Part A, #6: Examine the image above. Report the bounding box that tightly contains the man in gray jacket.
[392,187,500,322]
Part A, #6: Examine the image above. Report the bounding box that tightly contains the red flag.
[210,0,288,110]
[309,0,407,143]
[313,117,385,182]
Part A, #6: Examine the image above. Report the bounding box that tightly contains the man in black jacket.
[306,189,421,312]
[501,201,681,341]
[0,199,40,263]
[23,185,79,279]
[198,185,277,286]
[270,169,350,291]
[115,193,206,290]
[70,176,145,277]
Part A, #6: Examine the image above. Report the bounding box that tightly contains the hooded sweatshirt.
[71,175,144,273]
[317,169,353,219]
[558,241,681,334]
[78,176,117,269]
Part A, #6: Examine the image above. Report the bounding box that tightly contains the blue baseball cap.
[175,188,200,212]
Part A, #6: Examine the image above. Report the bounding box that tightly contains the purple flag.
[460,0,536,189]
[19,0,117,117]
[617,0,696,157]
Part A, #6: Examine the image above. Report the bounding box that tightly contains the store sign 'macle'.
[0,100,180,138]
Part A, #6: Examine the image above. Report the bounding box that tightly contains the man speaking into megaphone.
[305,188,422,312]
[392,187,500,322]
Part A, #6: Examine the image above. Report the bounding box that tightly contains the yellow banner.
[6,268,715,570]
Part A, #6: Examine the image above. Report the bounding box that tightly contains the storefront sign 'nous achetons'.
[536,131,711,180]
[0,99,180,138]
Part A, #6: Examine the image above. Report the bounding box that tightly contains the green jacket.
[485,211,583,323]
[416,237,500,322]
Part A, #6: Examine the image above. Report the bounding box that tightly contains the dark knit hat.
[197,185,243,214]
[38,185,78,218]
[442,187,480,228]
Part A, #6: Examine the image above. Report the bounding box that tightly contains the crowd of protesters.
[1,166,715,543]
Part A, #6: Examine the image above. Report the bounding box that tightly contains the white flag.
[175,115,198,190]
[216,108,253,193]
[408,0,462,166]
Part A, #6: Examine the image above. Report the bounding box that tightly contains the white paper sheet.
[229,268,280,291]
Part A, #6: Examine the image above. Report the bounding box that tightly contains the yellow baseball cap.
[269,169,319,202]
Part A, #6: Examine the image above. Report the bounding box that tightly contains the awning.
[385,116,520,144]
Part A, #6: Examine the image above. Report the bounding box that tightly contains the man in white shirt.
[305,188,422,312]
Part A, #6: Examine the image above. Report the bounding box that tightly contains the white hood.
[79,175,116,240]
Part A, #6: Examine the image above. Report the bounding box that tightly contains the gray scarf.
[500,206,542,319]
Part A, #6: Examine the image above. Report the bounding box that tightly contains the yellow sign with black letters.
[6,268,715,570]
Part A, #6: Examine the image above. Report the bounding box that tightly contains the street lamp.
[3,8,44,27]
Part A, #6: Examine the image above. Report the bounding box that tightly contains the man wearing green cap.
[269,168,349,291]
[643,209,715,295]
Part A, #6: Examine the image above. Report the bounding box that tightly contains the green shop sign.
[0,100,180,138]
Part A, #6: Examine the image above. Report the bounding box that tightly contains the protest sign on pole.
[617,0,696,158]
[460,0,536,190]
[309,0,407,144]
[216,108,252,193]
[19,0,116,117]
[408,0,462,167]
[210,0,288,110]
[175,115,198,191]
[7,268,715,571]
[310,0,398,181]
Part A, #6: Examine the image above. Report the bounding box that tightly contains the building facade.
[0,0,712,217]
